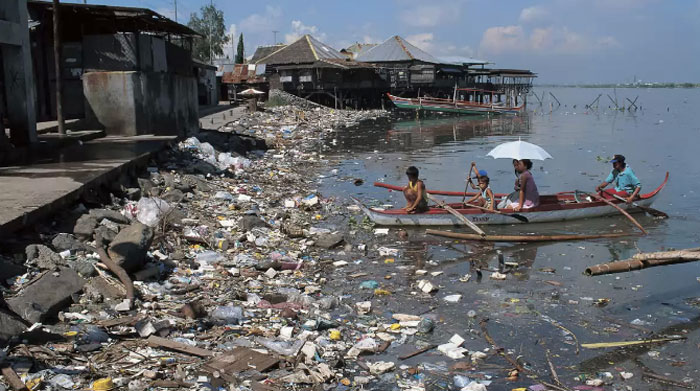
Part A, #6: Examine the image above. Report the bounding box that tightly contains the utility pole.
[208,0,213,64]
[53,0,65,135]
[174,0,177,22]
[272,30,278,44]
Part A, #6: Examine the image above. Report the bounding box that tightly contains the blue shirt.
[605,166,641,193]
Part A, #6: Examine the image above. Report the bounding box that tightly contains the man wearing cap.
[595,154,641,203]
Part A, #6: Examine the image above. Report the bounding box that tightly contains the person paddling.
[595,154,641,203]
[403,166,429,214]
[466,162,495,210]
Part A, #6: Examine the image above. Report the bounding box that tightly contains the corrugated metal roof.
[255,35,345,65]
[356,36,440,64]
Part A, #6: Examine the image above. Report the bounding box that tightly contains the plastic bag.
[211,305,244,324]
[136,198,172,227]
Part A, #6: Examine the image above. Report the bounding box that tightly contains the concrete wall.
[83,71,197,136]
[0,0,37,146]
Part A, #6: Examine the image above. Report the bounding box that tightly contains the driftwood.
[427,229,633,242]
[643,371,695,389]
[1,366,29,391]
[585,248,700,276]
[94,243,135,300]
[399,344,438,360]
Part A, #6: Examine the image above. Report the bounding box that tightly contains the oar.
[426,193,486,236]
[585,191,648,235]
[605,192,668,219]
[462,203,529,223]
[461,165,474,204]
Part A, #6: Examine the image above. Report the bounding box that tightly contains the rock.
[52,233,87,252]
[314,233,344,249]
[84,275,124,301]
[25,244,63,270]
[94,226,118,243]
[124,187,141,200]
[0,308,27,344]
[71,259,97,277]
[73,214,98,238]
[107,223,154,273]
[238,215,267,231]
[7,268,86,323]
[137,178,155,196]
[162,189,185,203]
[89,209,130,224]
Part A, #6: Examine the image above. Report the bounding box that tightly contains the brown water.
[319,87,700,390]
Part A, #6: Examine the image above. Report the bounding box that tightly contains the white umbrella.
[239,88,265,96]
[486,138,553,160]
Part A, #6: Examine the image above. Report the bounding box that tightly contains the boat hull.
[357,173,668,226]
[355,198,656,226]
[387,93,524,115]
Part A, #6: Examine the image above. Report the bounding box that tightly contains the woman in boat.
[509,159,540,212]
[403,166,429,214]
[496,159,521,209]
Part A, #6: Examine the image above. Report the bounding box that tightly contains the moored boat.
[354,173,668,226]
[387,90,525,115]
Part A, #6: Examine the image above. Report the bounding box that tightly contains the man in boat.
[403,166,429,214]
[595,154,641,203]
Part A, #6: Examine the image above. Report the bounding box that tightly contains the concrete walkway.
[199,105,247,131]
[0,136,175,237]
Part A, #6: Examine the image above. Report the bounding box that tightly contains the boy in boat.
[403,166,429,214]
[595,154,641,203]
[466,162,495,210]
[465,174,495,211]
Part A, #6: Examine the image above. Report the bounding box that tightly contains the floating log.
[427,229,633,243]
[581,336,685,349]
[585,249,700,276]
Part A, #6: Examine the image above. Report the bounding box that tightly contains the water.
[319,87,700,389]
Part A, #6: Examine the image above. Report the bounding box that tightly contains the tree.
[235,33,245,64]
[187,4,229,63]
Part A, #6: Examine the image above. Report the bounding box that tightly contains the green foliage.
[187,5,229,63]
[235,33,245,64]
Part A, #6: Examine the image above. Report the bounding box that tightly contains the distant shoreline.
[535,83,700,88]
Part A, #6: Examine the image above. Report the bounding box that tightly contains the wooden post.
[53,0,65,135]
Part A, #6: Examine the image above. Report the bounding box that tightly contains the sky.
[81,0,700,84]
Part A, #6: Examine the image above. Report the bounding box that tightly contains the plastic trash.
[214,191,234,201]
[256,337,305,357]
[418,318,435,333]
[136,197,172,227]
[359,280,379,289]
[211,305,244,324]
[49,374,75,389]
[454,375,472,388]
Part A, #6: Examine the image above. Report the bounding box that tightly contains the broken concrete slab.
[51,233,88,252]
[89,209,130,224]
[0,309,27,344]
[238,215,267,231]
[314,233,345,249]
[107,223,154,273]
[7,268,86,323]
[25,244,63,270]
[72,214,98,239]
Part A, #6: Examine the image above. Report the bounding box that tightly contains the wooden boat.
[387,89,525,115]
[354,173,668,226]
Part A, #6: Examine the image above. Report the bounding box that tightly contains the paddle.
[426,193,486,236]
[584,191,648,235]
[462,202,529,223]
[605,192,668,219]
[461,164,474,204]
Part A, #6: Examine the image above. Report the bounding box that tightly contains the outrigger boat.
[387,88,525,115]
[354,173,668,226]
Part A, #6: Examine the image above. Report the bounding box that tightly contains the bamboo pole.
[585,249,700,276]
[427,229,633,242]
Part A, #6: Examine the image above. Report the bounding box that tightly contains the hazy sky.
[82,0,700,83]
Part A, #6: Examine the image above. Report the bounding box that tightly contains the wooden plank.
[147,335,215,358]
[1,366,29,391]
[203,347,279,374]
